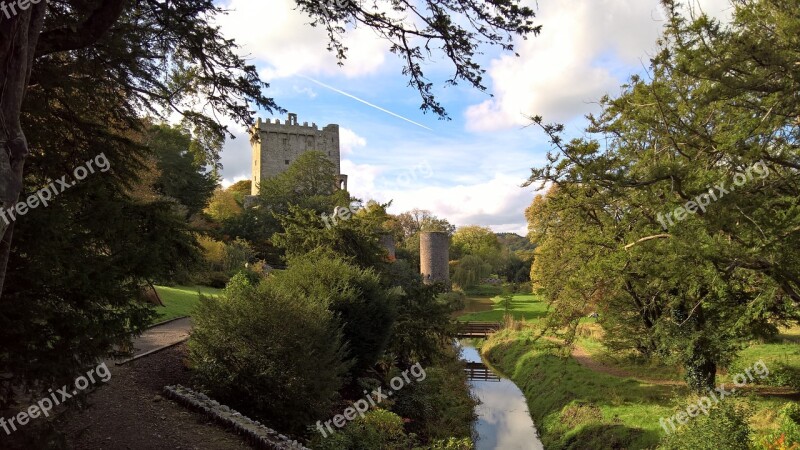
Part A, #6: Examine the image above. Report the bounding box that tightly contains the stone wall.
[164,385,309,450]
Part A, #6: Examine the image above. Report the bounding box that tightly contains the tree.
[258,151,349,214]
[451,225,501,264]
[145,124,217,218]
[451,254,492,289]
[225,153,356,264]
[205,188,243,223]
[295,0,539,117]
[227,180,252,205]
[0,0,541,296]
[396,209,456,238]
[525,0,800,391]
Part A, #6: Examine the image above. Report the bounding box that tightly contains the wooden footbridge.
[456,322,502,339]
[464,361,500,382]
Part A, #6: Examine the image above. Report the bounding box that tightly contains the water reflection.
[460,345,544,450]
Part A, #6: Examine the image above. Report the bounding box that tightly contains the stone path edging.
[164,385,310,450]
[115,337,190,366]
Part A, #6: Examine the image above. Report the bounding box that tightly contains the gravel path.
[130,317,194,355]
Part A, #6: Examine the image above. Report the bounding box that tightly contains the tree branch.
[35,0,128,57]
[624,234,672,250]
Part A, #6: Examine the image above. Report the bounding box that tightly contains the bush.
[658,401,753,450]
[309,409,415,450]
[427,438,474,450]
[188,273,351,433]
[729,359,800,390]
[438,291,466,313]
[761,403,800,449]
[268,253,398,374]
[391,349,477,441]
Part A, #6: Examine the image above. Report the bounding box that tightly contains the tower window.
[285,160,290,165]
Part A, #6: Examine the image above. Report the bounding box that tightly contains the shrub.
[427,438,474,450]
[188,273,351,433]
[658,401,753,450]
[762,403,800,449]
[729,359,800,390]
[438,291,466,313]
[309,409,415,450]
[268,253,398,374]
[391,350,477,441]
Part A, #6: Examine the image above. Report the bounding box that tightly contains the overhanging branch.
[35,0,128,57]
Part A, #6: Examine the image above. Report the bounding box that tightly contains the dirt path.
[567,342,683,386]
[545,337,798,397]
[61,344,251,450]
[5,319,254,449]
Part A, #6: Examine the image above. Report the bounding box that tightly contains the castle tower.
[251,113,347,195]
[420,231,450,285]
[379,234,396,261]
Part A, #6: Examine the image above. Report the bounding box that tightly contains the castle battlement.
[251,113,347,195]
[256,115,323,131]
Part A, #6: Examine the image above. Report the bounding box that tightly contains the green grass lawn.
[153,285,222,322]
[457,293,549,322]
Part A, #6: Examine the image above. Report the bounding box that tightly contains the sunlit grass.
[456,294,549,322]
[153,285,222,322]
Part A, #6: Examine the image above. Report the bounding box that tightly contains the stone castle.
[251,112,347,195]
[250,113,450,286]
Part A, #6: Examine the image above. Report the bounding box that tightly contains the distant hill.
[496,233,536,253]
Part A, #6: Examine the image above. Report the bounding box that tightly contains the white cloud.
[341,159,380,195]
[220,130,253,184]
[351,172,542,234]
[216,0,387,80]
[292,85,318,98]
[339,127,367,156]
[465,0,734,131]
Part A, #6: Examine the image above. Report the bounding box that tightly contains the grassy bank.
[477,294,800,449]
[483,329,673,449]
[153,285,222,322]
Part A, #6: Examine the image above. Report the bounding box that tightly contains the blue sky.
[215,0,732,235]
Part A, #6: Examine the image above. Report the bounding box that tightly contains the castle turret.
[420,231,449,285]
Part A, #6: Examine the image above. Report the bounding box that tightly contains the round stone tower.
[420,231,450,285]
[379,234,396,260]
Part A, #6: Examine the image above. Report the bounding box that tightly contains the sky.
[214,0,733,236]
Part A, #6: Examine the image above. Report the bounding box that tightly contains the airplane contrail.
[299,75,433,131]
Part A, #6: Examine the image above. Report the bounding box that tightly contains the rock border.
[163,384,309,450]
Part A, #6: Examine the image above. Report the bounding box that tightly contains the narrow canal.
[460,344,543,450]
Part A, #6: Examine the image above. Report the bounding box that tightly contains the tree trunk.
[0,4,48,296]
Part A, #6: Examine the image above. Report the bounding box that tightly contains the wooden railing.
[456,321,502,338]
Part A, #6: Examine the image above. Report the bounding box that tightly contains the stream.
[460,344,544,450]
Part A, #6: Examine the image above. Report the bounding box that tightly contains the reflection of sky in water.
[461,345,544,450]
